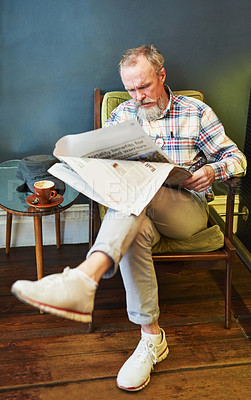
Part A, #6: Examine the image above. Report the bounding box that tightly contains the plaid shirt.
[105,86,246,200]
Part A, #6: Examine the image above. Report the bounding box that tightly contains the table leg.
[33,215,44,280]
[55,213,61,249]
[5,212,12,255]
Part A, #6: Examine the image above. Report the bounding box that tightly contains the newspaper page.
[52,120,171,161]
[49,120,191,215]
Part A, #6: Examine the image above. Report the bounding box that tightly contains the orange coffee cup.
[34,180,57,205]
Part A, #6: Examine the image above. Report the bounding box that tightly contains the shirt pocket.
[165,134,200,165]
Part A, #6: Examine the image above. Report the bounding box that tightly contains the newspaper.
[49,120,192,215]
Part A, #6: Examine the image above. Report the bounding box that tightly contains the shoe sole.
[12,288,92,323]
[117,376,150,392]
[157,344,169,362]
[117,344,169,392]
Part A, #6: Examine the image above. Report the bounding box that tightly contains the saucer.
[26,193,64,209]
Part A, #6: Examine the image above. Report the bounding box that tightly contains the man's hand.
[181,166,215,192]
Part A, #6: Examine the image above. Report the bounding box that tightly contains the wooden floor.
[0,243,251,400]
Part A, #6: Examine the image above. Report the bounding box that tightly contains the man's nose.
[135,90,145,102]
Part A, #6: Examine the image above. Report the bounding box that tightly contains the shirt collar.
[161,85,173,117]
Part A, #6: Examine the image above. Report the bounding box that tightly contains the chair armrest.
[209,177,241,243]
[221,177,241,191]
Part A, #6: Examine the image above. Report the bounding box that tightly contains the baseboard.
[0,204,89,249]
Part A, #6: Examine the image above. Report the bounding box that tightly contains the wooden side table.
[0,160,80,279]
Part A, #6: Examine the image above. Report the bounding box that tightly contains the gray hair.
[119,45,165,76]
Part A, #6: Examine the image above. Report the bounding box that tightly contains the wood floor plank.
[0,365,250,400]
[0,297,242,339]
[0,325,250,388]
[0,322,246,361]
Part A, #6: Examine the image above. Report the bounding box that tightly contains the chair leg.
[87,313,95,333]
[33,215,44,280]
[225,259,232,329]
[55,213,61,249]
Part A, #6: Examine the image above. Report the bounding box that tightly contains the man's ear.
[159,67,166,84]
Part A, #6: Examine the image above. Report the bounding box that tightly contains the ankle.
[141,322,161,335]
[77,251,113,283]
[141,329,162,345]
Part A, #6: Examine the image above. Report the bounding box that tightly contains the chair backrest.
[94,88,204,129]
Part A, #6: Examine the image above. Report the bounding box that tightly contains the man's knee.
[133,215,160,248]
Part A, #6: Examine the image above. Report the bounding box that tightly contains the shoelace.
[136,338,158,369]
[40,266,72,287]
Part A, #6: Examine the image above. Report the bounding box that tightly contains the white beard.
[135,96,166,121]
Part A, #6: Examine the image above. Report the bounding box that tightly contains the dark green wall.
[1,0,251,162]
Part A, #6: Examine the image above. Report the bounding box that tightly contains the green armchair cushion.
[102,91,132,127]
[152,225,224,253]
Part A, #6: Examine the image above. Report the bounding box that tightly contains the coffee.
[34,181,54,189]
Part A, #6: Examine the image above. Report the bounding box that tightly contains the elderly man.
[12,45,246,392]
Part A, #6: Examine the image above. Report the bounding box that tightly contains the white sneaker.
[11,267,97,323]
[117,328,169,391]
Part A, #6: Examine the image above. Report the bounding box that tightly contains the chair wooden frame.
[89,87,240,329]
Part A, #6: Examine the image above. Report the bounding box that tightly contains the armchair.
[89,88,240,330]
